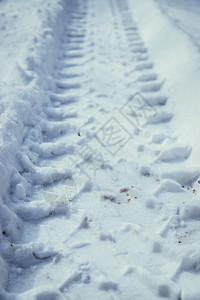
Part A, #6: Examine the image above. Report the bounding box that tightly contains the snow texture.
[0,0,200,299]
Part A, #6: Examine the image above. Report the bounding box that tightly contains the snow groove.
[3,0,200,299]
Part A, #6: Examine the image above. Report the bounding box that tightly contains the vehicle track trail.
[6,0,200,299]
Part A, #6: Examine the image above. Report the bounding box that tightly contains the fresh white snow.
[0,0,200,299]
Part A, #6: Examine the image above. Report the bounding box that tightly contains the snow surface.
[0,0,200,299]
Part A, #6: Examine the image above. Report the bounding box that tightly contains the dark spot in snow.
[103,195,116,202]
[120,188,129,193]
[33,252,40,259]
[103,195,120,205]
[83,275,91,284]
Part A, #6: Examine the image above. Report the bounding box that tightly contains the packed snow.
[0,0,200,299]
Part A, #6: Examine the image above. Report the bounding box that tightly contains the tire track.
[7,0,200,299]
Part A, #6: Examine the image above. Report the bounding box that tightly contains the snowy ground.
[1,0,200,299]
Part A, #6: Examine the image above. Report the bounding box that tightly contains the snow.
[0,0,200,299]
[131,0,200,165]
